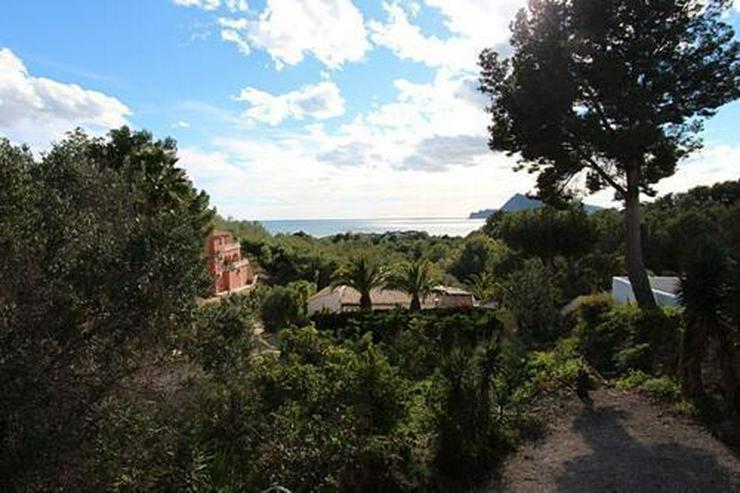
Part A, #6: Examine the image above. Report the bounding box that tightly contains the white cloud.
[181,135,534,220]
[173,0,221,11]
[174,0,739,220]
[317,141,379,167]
[0,48,130,148]
[369,3,469,69]
[654,145,740,198]
[423,0,523,44]
[174,0,247,12]
[217,0,370,69]
[172,120,190,128]
[313,68,490,171]
[234,81,345,125]
[401,134,488,171]
[370,0,525,70]
[220,21,251,55]
[224,0,248,12]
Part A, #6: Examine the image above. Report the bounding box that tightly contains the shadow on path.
[556,405,738,492]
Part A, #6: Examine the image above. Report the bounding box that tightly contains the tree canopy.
[0,128,213,488]
[479,0,740,308]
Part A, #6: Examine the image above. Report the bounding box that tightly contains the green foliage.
[432,342,515,482]
[480,0,740,308]
[81,393,211,491]
[496,205,597,264]
[304,309,528,488]
[480,0,739,202]
[387,258,438,310]
[260,285,307,332]
[6,121,738,491]
[465,272,498,304]
[501,258,562,341]
[678,238,740,414]
[286,279,317,309]
[332,254,388,312]
[575,300,682,377]
[220,226,462,289]
[486,206,624,298]
[312,308,503,355]
[184,295,255,379]
[448,233,506,282]
[616,370,688,409]
[527,337,587,393]
[0,128,212,489]
[193,326,432,492]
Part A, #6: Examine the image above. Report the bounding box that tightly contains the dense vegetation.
[2,125,738,490]
[2,0,739,489]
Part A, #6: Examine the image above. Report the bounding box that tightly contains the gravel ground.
[491,388,740,492]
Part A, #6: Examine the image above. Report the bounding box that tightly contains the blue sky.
[1,0,739,220]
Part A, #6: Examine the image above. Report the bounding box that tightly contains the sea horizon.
[259,217,487,238]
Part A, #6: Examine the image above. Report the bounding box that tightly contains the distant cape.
[468,193,602,219]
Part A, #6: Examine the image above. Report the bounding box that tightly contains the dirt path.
[493,389,740,492]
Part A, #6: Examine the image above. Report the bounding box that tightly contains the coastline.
[259,217,487,238]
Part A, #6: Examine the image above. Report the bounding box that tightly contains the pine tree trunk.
[624,168,657,310]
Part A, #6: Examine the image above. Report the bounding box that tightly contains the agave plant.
[387,259,436,311]
[332,254,387,312]
[678,241,738,414]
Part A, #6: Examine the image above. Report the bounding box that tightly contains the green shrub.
[575,304,681,377]
[184,294,254,379]
[260,286,306,332]
[432,339,523,486]
[527,337,587,393]
[576,293,614,328]
[218,327,428,491]
[502,259,563,342]
[616,370,689,408]
[312,308,503,350]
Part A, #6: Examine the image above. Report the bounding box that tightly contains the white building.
[611,276,680,308]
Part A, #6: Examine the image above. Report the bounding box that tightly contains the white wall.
[611,276,680,308]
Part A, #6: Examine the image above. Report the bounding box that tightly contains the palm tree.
[387,259,436,311]
[465,272,497,304]
[332,255,387,312]
[679,242,738,415]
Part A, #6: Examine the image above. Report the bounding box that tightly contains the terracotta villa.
[205,230,255,295]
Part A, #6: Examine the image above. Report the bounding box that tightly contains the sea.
[260,217,486,238]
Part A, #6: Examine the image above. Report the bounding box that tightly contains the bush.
[198,326,430,492]
[527,337,587,393]
[502,259,563,342]
[260,286,306,332]
[616,370,689,409]
[575,302,681,377]
[312,308,501,345]
[432,338,525,485]
[184,294,254,379]
[448,233,505,282]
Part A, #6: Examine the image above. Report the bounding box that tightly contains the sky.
[1,1,739,220]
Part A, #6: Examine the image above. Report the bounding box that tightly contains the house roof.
[310,285,414,306]
[211,229,233,238]
[309,284,472,307]
[432,285,473,296]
